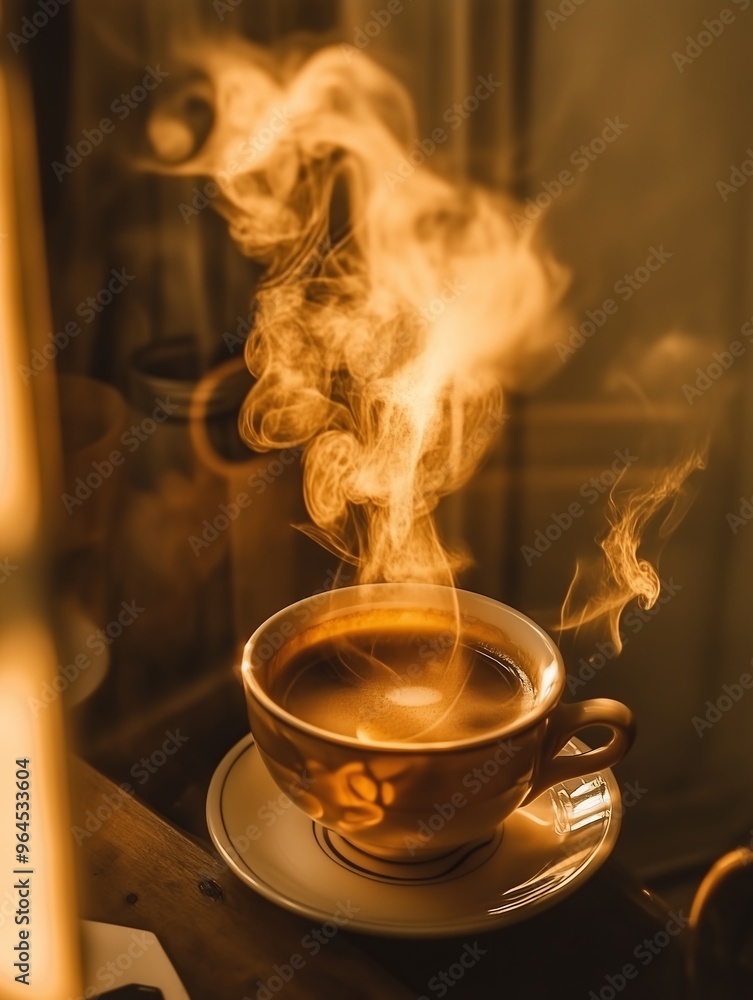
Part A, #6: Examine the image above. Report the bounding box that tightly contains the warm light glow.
[0,69,39,555]
[0,53,82,999]
[386,685,443,707]
[0,623,82,999]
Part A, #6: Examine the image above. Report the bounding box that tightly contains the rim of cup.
[242,583,564,753]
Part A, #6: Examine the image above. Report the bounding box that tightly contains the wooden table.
[72,759,689,1000]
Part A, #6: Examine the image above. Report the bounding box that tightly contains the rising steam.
[558,448,707,652]
[143,36,712,741]
[153,40,566,585]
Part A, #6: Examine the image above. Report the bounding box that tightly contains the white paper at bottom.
[75,920,191,1000]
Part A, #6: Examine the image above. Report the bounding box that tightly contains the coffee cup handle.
[522,699,636,805]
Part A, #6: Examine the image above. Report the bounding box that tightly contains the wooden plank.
[71,758,412,1000]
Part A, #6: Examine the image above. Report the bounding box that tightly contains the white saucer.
[206,733,622,937]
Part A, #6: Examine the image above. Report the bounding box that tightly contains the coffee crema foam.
[266,609,537,743]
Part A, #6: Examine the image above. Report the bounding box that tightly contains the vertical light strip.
[0,628,82,999]
[446,0,470,179]
[0,37,83,1000]
[0,71,38,557]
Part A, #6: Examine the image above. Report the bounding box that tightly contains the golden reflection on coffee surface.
[274,614,535,744]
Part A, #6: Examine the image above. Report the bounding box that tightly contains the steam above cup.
[242,583,635,861]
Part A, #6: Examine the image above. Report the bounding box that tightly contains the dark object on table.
[95,987,165,999]
[689,847,753,1000]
